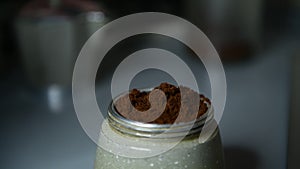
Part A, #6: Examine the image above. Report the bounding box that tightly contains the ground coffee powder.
[114,83,210,124]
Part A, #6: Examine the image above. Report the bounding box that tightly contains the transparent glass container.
[94,92,224,169]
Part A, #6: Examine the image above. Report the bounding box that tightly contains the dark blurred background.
[0,0,299,169]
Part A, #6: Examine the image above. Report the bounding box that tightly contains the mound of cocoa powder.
[114,83,210,124]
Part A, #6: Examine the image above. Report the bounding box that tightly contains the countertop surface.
[0,38,297,169]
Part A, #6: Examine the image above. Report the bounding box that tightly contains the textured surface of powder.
[114,83,210,124]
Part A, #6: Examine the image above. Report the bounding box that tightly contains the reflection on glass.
[47,85,62,113]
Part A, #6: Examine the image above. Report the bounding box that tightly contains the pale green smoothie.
[94,108,224,169]
[94,123,224,169]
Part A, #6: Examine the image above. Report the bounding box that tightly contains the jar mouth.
[108,88,213,138]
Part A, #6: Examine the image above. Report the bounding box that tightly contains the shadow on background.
[224,146,260,169]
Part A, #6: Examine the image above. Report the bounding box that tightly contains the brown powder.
[114,82,210,124]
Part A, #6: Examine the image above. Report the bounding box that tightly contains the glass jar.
[94,92,224,169]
